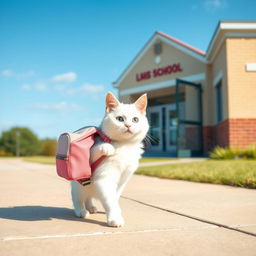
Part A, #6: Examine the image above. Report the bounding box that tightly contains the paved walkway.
[0,158,255,256]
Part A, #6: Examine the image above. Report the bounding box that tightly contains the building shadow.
[0,205,107,226]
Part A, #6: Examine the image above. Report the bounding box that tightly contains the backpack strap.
[78,128,111,186]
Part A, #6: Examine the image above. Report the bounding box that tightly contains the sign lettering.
[136,63,183,82]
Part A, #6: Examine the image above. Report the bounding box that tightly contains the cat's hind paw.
[74,208,90,218]
[87,206,98,214]
[100,143,115,156]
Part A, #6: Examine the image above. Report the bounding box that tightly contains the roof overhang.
[206,21,256,62]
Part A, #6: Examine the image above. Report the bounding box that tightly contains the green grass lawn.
[22,156,56,165]
[139,157,175,163]
[136,160,256,189]
[22,156,256,189]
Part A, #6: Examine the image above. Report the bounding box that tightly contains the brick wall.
[203,118,256,154]
[203,119,229,153]
[229,118,256,148]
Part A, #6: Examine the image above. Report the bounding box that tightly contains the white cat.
[71,92,149,227]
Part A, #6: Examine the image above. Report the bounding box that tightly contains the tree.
[40,139,57,156]
[0,127,40,156]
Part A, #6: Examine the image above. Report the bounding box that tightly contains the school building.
[113,21,256,157]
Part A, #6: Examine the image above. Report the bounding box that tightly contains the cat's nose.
[125,124,131,128]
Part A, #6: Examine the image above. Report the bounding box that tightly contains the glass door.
[165,104,177,153]
[147,106,163,151]
[176,79,203,157]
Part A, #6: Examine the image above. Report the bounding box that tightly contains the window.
[216,80,223,123]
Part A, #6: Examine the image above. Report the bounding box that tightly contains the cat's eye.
[132,117,139,123]
[116,116,124,122]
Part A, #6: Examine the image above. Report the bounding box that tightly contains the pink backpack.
[56,126,110,186]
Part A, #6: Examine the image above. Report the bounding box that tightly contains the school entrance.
[147,79,203,157]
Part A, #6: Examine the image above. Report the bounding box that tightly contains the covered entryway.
[147,103,180,156]
[146,79,203,157]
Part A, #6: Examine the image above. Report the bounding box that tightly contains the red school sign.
[136,63,183,82]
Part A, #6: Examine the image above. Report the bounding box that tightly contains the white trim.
[120,73,206,96]
[220,22,256,30]
[246,63,256,72]
[158,35,206,63]
[213,71,223,87]
[206,27,221,61]
[207,32,256,63]
[114,34,206,88]
[207,21,256,61]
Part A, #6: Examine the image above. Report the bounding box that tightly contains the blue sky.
[1,0,256,138]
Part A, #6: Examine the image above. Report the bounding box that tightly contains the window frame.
[215,80,223,123]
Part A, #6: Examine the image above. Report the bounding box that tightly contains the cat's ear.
[106,92,120,112]
[135,94,147,114]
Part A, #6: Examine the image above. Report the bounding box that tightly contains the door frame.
[147,105,163,151]
[165,104,177,153]
[148,103,178,154]
[175,79,203,157]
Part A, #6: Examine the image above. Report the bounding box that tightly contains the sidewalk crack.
[121,196,256,238]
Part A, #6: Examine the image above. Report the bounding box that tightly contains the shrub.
[40,139,57,156]
[243,145,256,159]
[210,145,256,160]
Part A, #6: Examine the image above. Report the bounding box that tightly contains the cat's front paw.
[100,143,115,156]
[107,216,124,227]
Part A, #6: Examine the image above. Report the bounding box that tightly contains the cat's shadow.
[0,205,108,227]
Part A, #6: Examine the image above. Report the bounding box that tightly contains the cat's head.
[101,92,149,143]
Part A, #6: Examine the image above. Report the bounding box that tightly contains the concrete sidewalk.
[0,158,255,256]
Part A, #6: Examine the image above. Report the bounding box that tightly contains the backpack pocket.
[56,154,71,180]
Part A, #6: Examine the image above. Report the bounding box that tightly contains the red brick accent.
[203,126,214,153]
[229,118,256,148]
[185,126,201,150]
[203,118,256,153]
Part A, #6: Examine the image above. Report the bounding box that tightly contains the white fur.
[71,94,149,227]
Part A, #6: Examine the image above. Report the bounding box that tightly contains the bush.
[210,145,256,160]
[243,145,256,159]
[40,139,57,156]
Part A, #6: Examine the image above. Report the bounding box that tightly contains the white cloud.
[54,84,67,91]
[1,69,36,78]
[21,84,31,90]
[1,69,13,77]
[204,0,227,11]
[81,84,105,93]
[84,117,103,126]
[28,102,83,112]
[52,72,77,83]
[17,70,36,79]
[67,83,105,95]
[35,82,47,91]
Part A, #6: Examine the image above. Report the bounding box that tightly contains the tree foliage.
[0,127,40,156]
[40,139,57,156]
